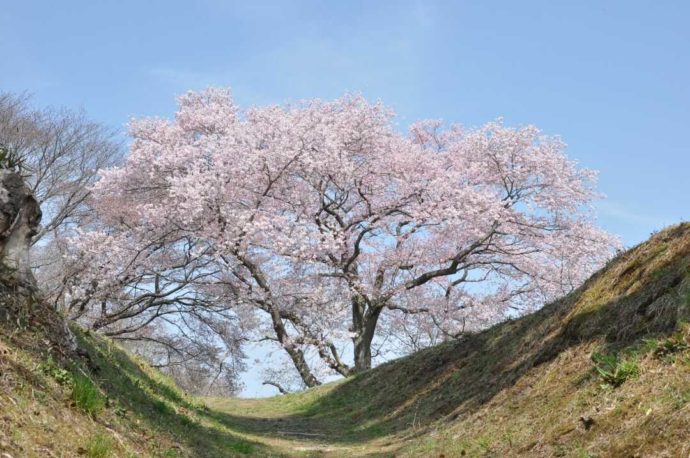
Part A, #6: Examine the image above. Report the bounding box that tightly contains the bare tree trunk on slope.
[0,169,41,292]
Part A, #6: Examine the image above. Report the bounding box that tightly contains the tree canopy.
[68,89,618,388]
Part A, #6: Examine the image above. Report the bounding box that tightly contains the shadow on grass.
[200,224,690,448]
[74,330,281,457]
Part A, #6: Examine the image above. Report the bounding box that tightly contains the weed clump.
[648,324,690,358]
[39,356,73,386]
[72,374,105,417]
[84,433,113,458]
[591,352,639,387]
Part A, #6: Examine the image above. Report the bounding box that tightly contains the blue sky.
[2,0,688,395]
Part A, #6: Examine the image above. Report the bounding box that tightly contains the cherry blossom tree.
[69,88,618,386]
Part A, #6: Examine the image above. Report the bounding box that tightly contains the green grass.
[71,374,106,417]
[591,352,639,387]
[71,329,275,457]
[85,433,114,458]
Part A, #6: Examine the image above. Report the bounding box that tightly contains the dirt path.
[203,395,397,457]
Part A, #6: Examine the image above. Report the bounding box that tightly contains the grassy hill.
[2,223,690,457]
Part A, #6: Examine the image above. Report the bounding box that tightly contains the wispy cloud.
[596,201,676,228]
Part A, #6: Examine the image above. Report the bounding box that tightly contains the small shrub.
[72,374,105,416]
[85,433,113,458]
[39,356,73,386]
[643,324,690,360]
[591,352,638,387]
[653,336,689,358]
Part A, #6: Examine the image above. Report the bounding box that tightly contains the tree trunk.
[0,169,77,352]
[268,305,321,388]
[284,344,321,388]
[352,295,383,372]
[236,254,322,388]
[0,170,41,292]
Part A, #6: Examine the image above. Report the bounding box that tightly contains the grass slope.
[2,222,690,457]
[209,223,690,457]
[0,321,277,457]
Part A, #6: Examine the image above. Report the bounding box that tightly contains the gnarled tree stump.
[0,169,41,292]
